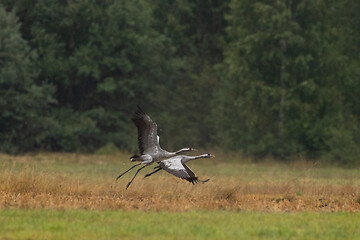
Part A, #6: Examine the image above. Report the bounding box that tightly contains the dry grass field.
[1,152,360,239]
[1,152,359,212]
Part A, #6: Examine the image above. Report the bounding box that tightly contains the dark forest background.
[1,0,360,166]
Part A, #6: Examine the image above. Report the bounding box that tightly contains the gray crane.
[116,106,194,188]
[144,153,214,184]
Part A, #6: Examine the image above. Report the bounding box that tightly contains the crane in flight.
[144,153,214,184]
[116,106,194,188]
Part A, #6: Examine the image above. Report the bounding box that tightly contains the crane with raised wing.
[116,106,194,188]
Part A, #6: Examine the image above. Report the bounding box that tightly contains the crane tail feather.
[199,178,210,183]
[186,177,210,184]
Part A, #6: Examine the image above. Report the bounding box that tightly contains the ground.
[0,152,359,239]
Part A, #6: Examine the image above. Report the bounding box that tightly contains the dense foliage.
[0,0,359,165]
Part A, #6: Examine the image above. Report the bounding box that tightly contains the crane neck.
[159,148,190,159]
[175,148,192,154]
[182,154,211,163]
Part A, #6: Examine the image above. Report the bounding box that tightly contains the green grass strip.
[1,209,359,240]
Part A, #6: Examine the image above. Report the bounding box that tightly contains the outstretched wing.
[132,106,160,154]
[159,156,190,179]
[159,156,207,184]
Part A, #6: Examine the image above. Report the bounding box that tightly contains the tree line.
[0,0,359,165]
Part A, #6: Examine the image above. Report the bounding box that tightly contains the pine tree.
[0,5,55,152]
[218,0,359,163]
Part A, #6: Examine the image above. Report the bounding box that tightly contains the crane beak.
[210,154,215,158]
[191,148,198,151]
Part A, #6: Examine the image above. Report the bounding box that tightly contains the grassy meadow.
[0,152,359,239]
[1,210,360,240]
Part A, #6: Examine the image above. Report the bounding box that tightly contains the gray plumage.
[116,106,194,189]
[145,153,214,184]
[130,106,193,163]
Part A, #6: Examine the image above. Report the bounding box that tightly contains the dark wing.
[132,106,160,154]
[182,163,202,184]
[159,156,209,184]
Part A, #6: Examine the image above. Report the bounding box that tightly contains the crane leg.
[116,163,142,180]
[126,165,148,189]
[144,167,162,178]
